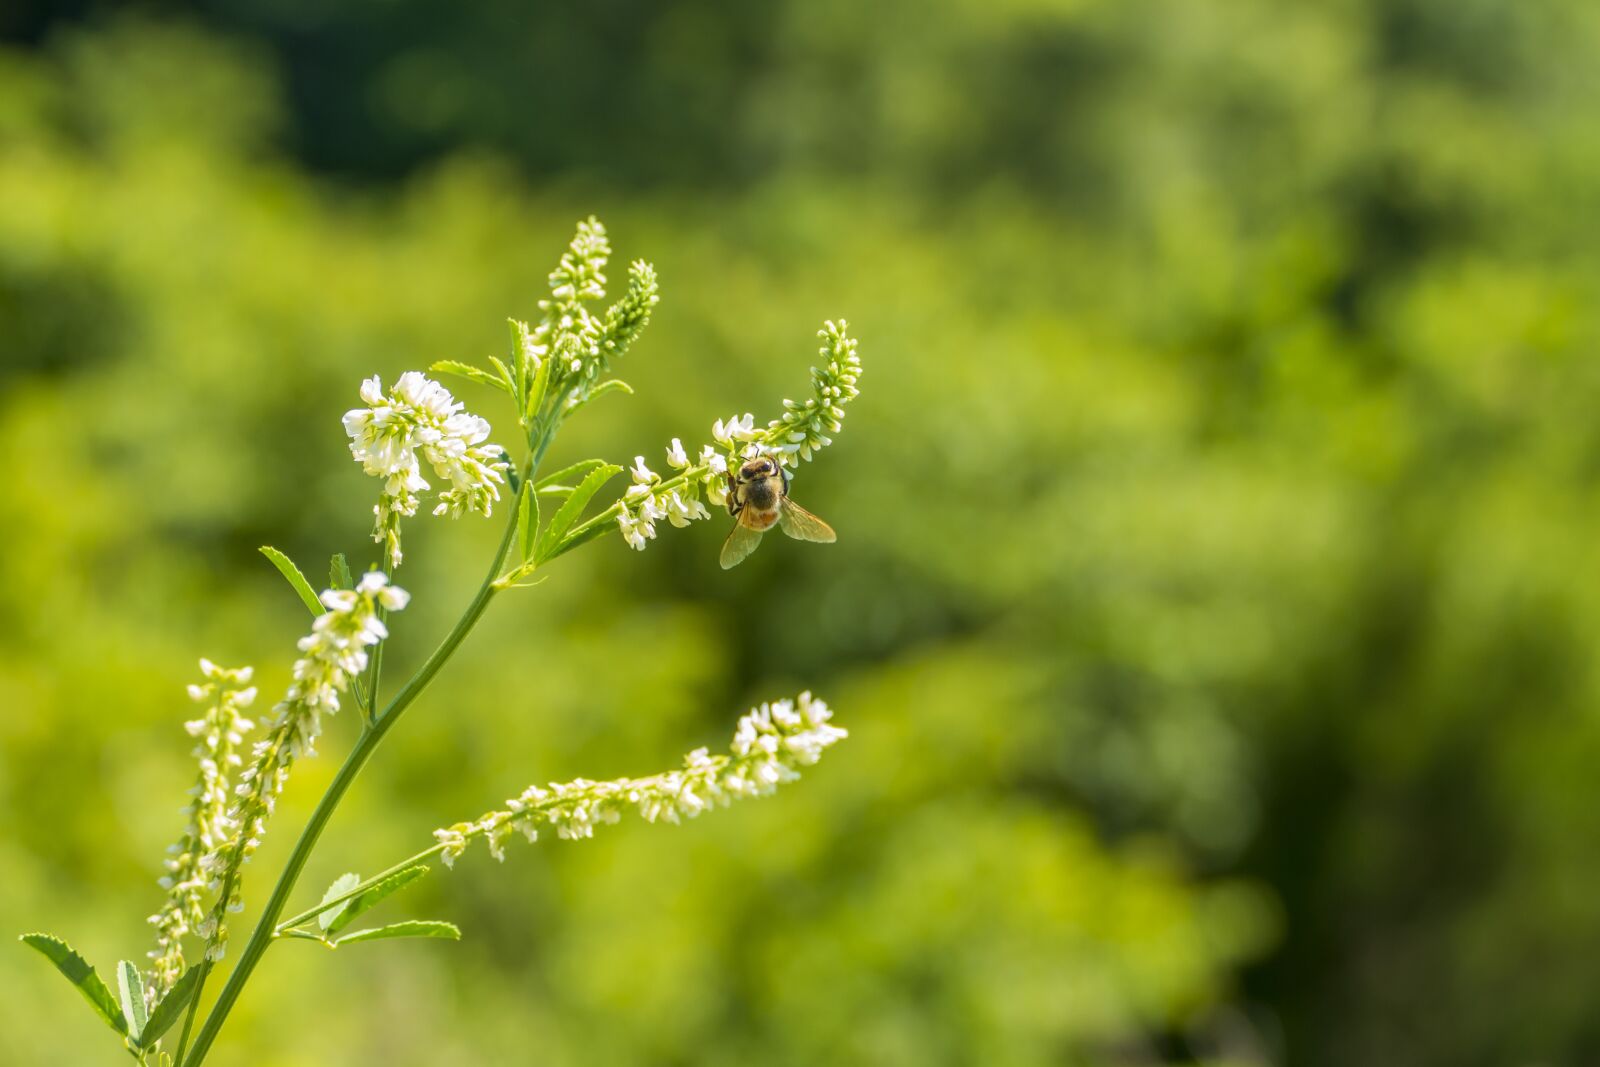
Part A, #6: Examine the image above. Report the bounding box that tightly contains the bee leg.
[725,470,741,517]
[780,465,791,497]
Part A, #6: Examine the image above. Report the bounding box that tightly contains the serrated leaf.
[19,933,127,1037]
[117,960,147,1039]
[334,921,460,946]
[327,865,431,935]
[517,485,540,564]
[260,546,323,616]
[430,359,511,393]
[536,464,621,562]
[330,552,353,591]
[138,964,201,1048]
[536,459,607,490]
[317,873,362,932]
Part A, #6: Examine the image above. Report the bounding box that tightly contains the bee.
[720,454,836,569]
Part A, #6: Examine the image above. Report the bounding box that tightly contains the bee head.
[739,456,778,480]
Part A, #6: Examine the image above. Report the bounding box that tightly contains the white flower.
[712,413,757,447]
[630,456,658,485]
[617,510,656,551]
[699,445,728,476]
[662,490,708,528]
[665,438,689,469]
[198,574,409,961]
[432,692,845,864]
[343,373,510,568]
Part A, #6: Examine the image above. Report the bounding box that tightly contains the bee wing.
[720,521,766,570]
[778,500,838,543]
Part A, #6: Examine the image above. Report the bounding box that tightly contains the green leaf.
[524,345,553,421]
[536,463,621,562]
[327,865,431,936]
[117,960,147,1040]
[487,355,519,400]
[536,459,607,490]
[139,965,202,1048]
[334,921,460,946]
[317,872,362,932]
[544,516,622,562]
[430,359,511,393]
[19,933,127,1037]
[506,317,529,388]
[329,552,353,591]
[516,484,540,564]
[259,546,323,616]
[585,378,634,403]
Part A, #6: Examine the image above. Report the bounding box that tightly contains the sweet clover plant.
[20,219,858,1066]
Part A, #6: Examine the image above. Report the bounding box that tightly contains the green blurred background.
[3,2,1599,1064]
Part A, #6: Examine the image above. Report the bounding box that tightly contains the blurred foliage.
[3,2,1600,1065]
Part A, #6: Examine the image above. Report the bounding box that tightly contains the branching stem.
[176,439,544,1067]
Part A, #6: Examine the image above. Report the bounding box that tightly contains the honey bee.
[720,455,837,569]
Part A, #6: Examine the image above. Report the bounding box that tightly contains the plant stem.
[179,452,538,1067]
[274,844,447,933]
[361,558,396,722]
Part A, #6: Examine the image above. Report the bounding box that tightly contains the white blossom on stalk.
[665,438,690,469]
[198,573,409,961]
[433,693,845,866]
[712,413,757,448]
[342,372,510,568]
[611,322,861,553]
[146,660,256,1002]
[700,446,730,507]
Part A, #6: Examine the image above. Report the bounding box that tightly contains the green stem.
[179,450,540,1066]
[274,844,447,933]
[361,558,395,723]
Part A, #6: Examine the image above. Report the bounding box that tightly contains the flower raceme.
[614,320,861,551]
[433,693,847,865]
[146,660,257,1002]
[198,573,409,960]
[343,372,510,568]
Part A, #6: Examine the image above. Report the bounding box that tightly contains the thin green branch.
[274,845,447,934]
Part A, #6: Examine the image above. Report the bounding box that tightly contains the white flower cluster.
[519,218,659,411]
[343,372,510,568]
[433,692,846,866]
[615,446,717,551]
[199,573,409,961]
[613,321,861,551]
[538,226,607,382]
[146,660,257,1001]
